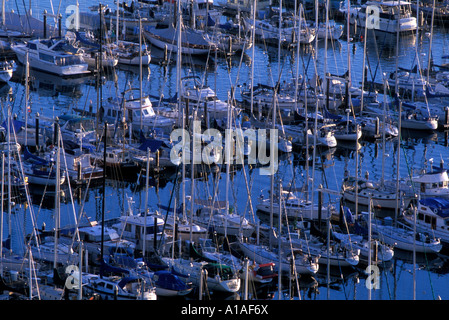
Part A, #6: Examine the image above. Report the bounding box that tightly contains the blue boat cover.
[154,270,190,290]
[1,119,24,133]
[23,147,49,166]
[100,259,130,277]
[117,276,140,289]
[138,138,164,152]
[419,197,449,218]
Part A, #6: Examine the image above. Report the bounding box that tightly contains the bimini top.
[419,197,449,218]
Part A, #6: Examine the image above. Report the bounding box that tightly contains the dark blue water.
[2,0,449,300]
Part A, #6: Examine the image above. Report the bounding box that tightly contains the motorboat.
[403,197,449,245]
[383,162,449,199]
[101,88,174,135]
[340,0,417,35]
[112,209,167,253]
[361,212,442,253]
[11,38,90,77]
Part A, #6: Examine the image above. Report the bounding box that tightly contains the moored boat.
[12,38,90,77]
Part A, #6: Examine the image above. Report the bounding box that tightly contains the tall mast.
[101,122,107,278]
[116,0,119,44]
[25,51,29,146]
[139,16,143,132]
[53,118,60,270]
[250,0,256,116]
[1,0,5,27]
[426,0,435,84]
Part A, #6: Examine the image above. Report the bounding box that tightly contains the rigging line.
[280,192,301,299]
[158,163,180,251]
[364,28,387,95]
[59,136,80,240]
[8,117,39,250]
[422,247,437,300]
[328,221,349,300]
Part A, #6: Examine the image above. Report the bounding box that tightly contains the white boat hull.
[238,241,319,275]
[0,69,12,82]
[117,54,151,66]
[13,47,90,77]
[256,201,331,220]
[144,28,213,56]
[163,258,241,293]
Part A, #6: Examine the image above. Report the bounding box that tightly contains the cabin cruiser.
[12,38,90,77]
[101,89,174,135]
[403,197,449,245]
[340,0,417,35]
[180,76,240,121]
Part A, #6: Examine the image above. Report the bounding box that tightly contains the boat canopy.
[419,198,449,218]
[153,270,189,290]
[203,263,234,280]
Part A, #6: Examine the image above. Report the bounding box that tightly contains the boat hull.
[143,28,214,56]
[13,46,90,77]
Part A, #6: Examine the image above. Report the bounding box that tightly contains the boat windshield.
[54,55,84,66]
[66,119,95,132]
[145,224,164,234]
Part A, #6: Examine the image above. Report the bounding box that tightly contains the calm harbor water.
[2,0,449,300]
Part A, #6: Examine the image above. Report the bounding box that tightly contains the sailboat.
[193,199,255,238]
[332,231,395,264]
[162,256,241,293]
[143,24,217,56]
[360,212,442,253]
[20,147,66,187]
[340,0,417,35]
[256,183,334,220]
[192,239,277,284]
[242,10,315,46]
[283,231,360,267]
[341,174,409,210]
[238,239,319,275]
[82,273,157,300]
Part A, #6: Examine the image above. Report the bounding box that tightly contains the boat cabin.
[414,198,449,231]
[113,212,166,252]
